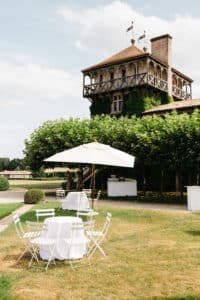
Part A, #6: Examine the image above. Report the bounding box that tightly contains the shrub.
[61,181,66,190]
[24,189,45,204]
[0,177,9,191]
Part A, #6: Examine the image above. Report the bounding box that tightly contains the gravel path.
[0,190,25,203]
[0,190,188,212]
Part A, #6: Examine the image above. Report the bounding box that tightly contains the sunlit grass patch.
[0,275,12,300]
[1,203,200,299]
[0,203,22,220]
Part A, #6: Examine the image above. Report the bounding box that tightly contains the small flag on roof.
[126,21,134,32]
[138,31,146,41]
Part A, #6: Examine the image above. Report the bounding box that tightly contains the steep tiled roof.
[82,45,146,72]
[172,68,193,83]
[143,99,200,115]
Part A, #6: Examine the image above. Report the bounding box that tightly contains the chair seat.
[23,231,41,239]
[86,230,104,237]
[78,211,99,217]
[30,237,55,246]
[64,237,90,245]
[88,211,99,217]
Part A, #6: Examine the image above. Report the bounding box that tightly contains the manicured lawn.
[1,203,200,299]
[0,203,22,220]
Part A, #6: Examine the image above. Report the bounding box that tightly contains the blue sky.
[1,0,200,158]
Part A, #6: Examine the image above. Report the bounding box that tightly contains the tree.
[24,111,200,193]
[8,158,25,170]
[0,158,9,171]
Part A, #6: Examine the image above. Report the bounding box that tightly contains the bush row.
[24,111,200,192]
[0,177,9,191]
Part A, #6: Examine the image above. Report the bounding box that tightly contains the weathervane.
[126,21,135,45]
[138,30,147,51]
[126,22,147,49]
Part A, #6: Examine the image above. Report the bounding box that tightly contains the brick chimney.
[151,34,172,96]
[150,34,172,65]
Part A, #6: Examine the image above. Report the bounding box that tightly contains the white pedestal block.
[107,179,137,197]
[186,186,200,211]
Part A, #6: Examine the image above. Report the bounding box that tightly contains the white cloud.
[0,57,89,158]
[0,60,81,99]
[58,1,200,97]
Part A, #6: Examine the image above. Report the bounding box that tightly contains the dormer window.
[111,94,123,114]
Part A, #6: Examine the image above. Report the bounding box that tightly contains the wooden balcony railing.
[172,86,191,100]
[147,74,168,92]
[83,73,168,97]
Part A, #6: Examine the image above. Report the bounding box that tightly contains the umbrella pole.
[91,164,96,209]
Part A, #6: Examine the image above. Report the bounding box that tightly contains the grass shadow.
[153,296,200,300]
[184,230,200,237]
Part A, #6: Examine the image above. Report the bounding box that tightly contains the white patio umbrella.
[44,142,135,206]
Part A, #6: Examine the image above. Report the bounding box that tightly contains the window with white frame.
[111,94,123,113]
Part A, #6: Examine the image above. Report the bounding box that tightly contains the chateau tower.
[82,34,193,116]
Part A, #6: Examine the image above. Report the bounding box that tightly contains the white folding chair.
[35,209,55,222]
[86,212,112,257]
[13,214,39,262]
[82,189,92,201]
[83,220,95,232]
[64,222,91,268]
[56,189,65,200]
[29,224,56,271]
[94,190,101,203]
[76,209,99,221]
[90,190,101,209]
[26,221,44,238]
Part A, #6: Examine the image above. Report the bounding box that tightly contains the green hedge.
[24,189,45,204]
[24,111,200,193]
[0,177,9,191]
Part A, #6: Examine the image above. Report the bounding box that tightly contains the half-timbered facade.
[82,34,193,115]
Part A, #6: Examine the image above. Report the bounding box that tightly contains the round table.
[62,192,90,211]
[40,216,87,260]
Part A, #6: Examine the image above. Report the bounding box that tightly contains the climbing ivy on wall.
[90,89,174,117]
[90,95,111,115]
[123,88,174,117]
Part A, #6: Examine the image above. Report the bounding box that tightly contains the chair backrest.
[101,212,112,236]
[26,221,45,232]
[83,220,95,231]
[76,209,99,221]
[70,222,85,242]
[13,214,24,238]
[76,208,93,216]
[35,209,55,222]
[56,189,65,199]
[95,190,101,201]
[82,189,92,199]
[66,222,90,261]
[80,191,87,199]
